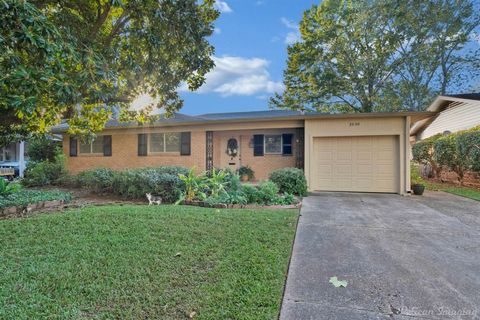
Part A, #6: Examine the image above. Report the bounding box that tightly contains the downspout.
[19,141,25,178]
[405,117,411,194]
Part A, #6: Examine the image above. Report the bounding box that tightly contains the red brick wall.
[63,131,206,174]
[63,128,302,179]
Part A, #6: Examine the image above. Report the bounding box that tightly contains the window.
[264,135,282,154]
[79,137,104,154]
[149,132,180,153]
[0,143,17,162]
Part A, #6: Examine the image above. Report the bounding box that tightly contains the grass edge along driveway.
[0,205,298,319]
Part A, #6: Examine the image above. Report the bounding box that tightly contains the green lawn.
[423,181,480,201]
[0,205,298,319]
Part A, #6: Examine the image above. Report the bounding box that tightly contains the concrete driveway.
[281,192,480,320]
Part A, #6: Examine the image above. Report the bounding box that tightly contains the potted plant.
[411,164,425,195]
[238,165,254,182]
[412,183,425,195]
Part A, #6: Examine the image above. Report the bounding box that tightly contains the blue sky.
[179,0,317,115]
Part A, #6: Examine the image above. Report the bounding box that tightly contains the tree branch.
[89,1,112,40]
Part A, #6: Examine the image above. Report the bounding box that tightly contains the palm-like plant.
[207,169,228,197]
[177,168,207,203]
[0,179,21,196]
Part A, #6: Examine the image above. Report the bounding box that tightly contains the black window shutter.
[253,134,264,156]
[282,133,293,155]
[69,137,77,157]
[138,134,148,156]
[103,135,112,156]
[180,132,191,156]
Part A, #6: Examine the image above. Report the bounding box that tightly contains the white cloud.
[281,17,301,45]
[180,56,284,97]
[281,17,297,30]
[214,1,233,13]
[285,31,300,45]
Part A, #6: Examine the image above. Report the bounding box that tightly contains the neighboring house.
[410,93,480,141]
[52,110,433,195]
[0,141,27,178]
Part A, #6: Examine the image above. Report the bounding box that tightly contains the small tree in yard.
[433,134,469,184]
[1,0,219,140]
[412,134,442,178]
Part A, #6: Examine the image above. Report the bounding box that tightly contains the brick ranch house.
[52,110,434,195]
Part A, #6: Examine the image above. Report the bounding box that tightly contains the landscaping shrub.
[112,167,187,203]
[0,190,72,209]
[75,168,116,194]
[222,168,242,192]
[412,134,442,178]
[153,166,190,176]
[22,154,67,187]
[241,184,260,204]
[27,136,61,162]
[274,193,297,206]
[269,167,307,196]
[434,134,469,184]
[256,181,280,205]
[456,126,480,172]
[205,191,248,207]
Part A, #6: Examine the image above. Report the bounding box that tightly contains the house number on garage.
[349,122,360,127]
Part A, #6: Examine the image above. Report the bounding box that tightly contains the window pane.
[265,135,282,154]
[150,133,165,152]
[79,142,91,154]
[3,143,16,161]
[165,132,180,152]
[92,137,104,154]
[24,142,30,160]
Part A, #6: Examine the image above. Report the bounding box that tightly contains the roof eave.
[52,111,434,134]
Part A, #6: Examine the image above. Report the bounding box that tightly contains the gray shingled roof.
[51,109,318,132]
[445,93,480,101]
[196,110,308,120]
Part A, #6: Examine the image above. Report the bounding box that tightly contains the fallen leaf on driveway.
[329,276,348,288]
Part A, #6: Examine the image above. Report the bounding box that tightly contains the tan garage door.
[312,136,399,193]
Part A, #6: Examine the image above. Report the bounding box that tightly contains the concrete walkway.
[280,192,480,320]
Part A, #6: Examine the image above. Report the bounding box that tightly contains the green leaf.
[329,276,348,288]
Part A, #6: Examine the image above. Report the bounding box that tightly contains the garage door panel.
[313,136,398,193]
[317,151,333,160]
[317,164,332,175]
[357,164,373,174]
[337,151,352,160]
[357,151,373,160]
[378,150,394,160]
[335,164,352,175]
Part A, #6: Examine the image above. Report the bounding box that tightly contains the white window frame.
[264,134,283,155]
[79,136,104,155]
[148,132,181,154]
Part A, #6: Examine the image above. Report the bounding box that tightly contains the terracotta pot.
[412,184,425,195]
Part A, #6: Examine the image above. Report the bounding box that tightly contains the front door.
[220,135,241,171]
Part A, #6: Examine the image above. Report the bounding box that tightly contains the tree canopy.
[271,0,480,113]
[0,0,218,139]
